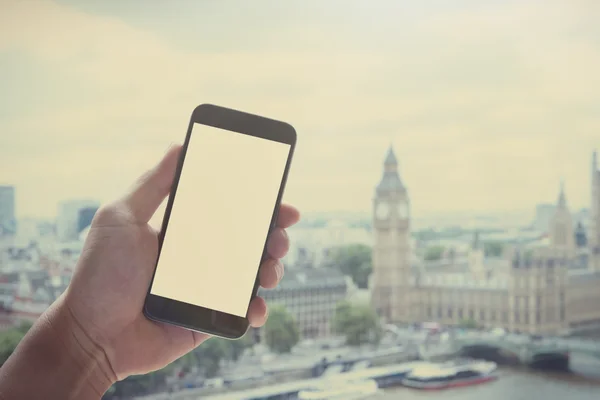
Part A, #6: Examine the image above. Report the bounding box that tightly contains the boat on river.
[402,359,498,390]
[298,379,382,400]
[204,362,427,400]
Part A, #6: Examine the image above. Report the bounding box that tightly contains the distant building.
[548,182,575,252]
[575,222,587,248]
[258,268,349,339]
[371,146,411,323]
[15,218,39,242]
[56,200,100,242]
[0,243,75,326]
[77,207,97,234]
[284,224,372,269]
[0,269,70,323]
[371,148,600,335]
[589,150,600,259]
[0,186,16,236]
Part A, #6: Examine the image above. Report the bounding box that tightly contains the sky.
[0,0,599,220]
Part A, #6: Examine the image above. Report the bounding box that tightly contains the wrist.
[49,296,118,396]
[0,296,117,399]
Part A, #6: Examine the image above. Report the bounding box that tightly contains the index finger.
[277,204,300,228]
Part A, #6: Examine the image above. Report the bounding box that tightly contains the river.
[379,353,600,400]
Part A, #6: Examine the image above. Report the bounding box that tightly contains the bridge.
[419,333,600,369]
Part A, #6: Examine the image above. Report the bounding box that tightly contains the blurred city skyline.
[1,0,599,219]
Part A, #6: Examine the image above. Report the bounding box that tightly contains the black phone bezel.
[143,104,296,339]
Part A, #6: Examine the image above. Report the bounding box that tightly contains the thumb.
[121,144,182,223]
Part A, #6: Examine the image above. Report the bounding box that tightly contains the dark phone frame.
[143,104,296,339]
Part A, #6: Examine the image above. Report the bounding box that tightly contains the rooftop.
[376,146,406,195]
[259,267,347,294]
[384,146,397,165]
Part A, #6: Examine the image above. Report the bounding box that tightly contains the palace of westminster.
[371,147,600,335]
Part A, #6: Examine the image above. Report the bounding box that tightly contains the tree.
[330,244,372,288]
[458,318,478,330]
[447,247,456,263]
[15,321,33,334]
[332,301,382,346]
[191,337,230,377]
[107,370,167,398]
[484,241,504,257]
[264,305,299,353]
[0,321,32,366]
[424,245,445,261]
[225,332,254,361]
[111,332,255,396]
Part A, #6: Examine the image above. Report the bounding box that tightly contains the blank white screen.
[150,124,290,317]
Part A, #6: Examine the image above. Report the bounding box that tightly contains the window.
[560,292,565,322]
[479,310,485,321]
[455,371,478,379]
[559,258,566,266]
[554,223,567,247]
[448,308,454,318]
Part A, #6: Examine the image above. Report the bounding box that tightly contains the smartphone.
[143,104,296,339]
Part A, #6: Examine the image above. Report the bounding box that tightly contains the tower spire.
[593,150,598,184]
[558,179,567,208]
[384,145,398,166]
[472,230,481,250]
[376,145,405,195]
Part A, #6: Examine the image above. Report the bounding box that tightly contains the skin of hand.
[0,144,300,399]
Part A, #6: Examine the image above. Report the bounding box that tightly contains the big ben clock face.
[397,202,409,219]
[376,203,391,219]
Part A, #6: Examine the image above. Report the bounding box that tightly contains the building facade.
[0,186,16,236]
[590,151,600,272]
[371,147,411,324]
[56,199,100,242]
[533,203,557,233]
[371,148,600,335]
[258,268,349,339]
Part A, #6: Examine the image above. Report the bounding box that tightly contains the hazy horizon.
[1,0,599,219]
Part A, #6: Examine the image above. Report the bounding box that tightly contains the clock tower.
[371,146,411,324]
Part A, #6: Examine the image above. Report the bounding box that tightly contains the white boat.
[402,359,498,390]
[350,360,371,371]
[320,363,345,376]
[298,379,382,400]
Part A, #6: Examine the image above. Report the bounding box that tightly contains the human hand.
[63,144,299,382]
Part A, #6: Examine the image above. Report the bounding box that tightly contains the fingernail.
[275,260,284,281]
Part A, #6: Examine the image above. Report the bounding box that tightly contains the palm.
[66,207,199,377]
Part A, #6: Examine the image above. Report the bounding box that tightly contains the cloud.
[1,0,599,218]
